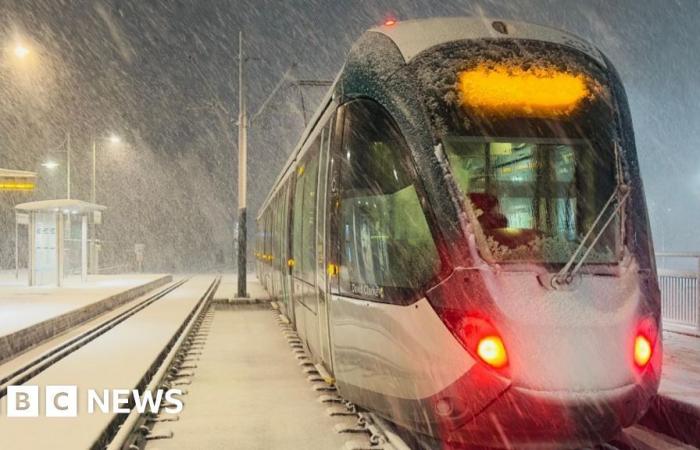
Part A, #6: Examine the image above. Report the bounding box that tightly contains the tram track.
[0,278,189,400]
[0,275,222,450]
[271,303,410,450]
[100,275,221,450]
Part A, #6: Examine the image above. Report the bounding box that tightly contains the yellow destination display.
[457,63,591,118]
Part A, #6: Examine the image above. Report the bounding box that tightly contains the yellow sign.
[0,180,35,191]
[457,63,591,118]
[327,263,339,277]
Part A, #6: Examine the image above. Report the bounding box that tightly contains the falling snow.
[0,1,697,272]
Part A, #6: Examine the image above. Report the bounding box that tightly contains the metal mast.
[237,31,248,298]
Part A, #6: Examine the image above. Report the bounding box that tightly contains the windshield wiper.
[552,184,631,287]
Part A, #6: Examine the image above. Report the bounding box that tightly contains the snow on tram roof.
[258,17,606,219]
[370,17,605,65]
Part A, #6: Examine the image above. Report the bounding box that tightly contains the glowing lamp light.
[476,335,508,369]
[457,63,591,118]
[634,334,652,368]
[14,45,29,59]
[383,19,397,26]
[41,161,59,170]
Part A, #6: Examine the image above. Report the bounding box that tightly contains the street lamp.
[89,134,121,274]
[14,45,29,59]
[91,134,121,204]
[41,161,59,170]
[41,133,72,198]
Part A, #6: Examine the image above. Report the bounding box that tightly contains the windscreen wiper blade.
[553,184,631,287]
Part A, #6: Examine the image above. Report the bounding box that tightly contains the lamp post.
[92,134,120,204]
[66,132,71,199]
[41,132,71,198]
[90,134,121,274]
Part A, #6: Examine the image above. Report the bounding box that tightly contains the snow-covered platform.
[641,331,700,446]
[212,272,270,302]
[147,279,360,450]
[0,276,215,450]
[0,272,171,364]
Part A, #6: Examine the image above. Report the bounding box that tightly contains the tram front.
[412,38,661,446]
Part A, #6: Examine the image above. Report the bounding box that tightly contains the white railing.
[656,252,700,335]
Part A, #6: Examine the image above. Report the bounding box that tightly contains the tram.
[255,17,661,448]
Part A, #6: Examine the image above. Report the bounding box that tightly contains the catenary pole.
[237,30,248,297]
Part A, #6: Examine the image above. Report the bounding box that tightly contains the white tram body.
[256,17,661,448]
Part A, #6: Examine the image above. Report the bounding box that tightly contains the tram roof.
[257,17,606,218]
[369,17,604,65]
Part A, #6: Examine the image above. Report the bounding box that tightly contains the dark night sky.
[0,0,698,270]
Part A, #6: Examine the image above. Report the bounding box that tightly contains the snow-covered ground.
[0,276,216,450]
[659,331,700,409]
[0,272,170,362]
[213,272,269,301]
[0,271,168,337]
[147,293,360,449]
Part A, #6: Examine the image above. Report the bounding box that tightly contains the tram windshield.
[443,138,618,264]
[413,40,622,265]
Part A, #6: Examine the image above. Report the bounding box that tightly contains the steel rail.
[100,276,221,450]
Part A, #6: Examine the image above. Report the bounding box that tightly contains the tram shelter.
[15,199,106,287]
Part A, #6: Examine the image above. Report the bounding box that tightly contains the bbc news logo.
[4,386,183,417]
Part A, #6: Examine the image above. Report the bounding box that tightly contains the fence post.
[697,256,700,334]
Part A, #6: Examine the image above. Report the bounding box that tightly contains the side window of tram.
[267,212,273,264]
[291,140,320,285]
[270,197,277,267]
[337,100,440,304]
[292,170,305,274]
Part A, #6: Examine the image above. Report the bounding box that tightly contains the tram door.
[316,120,334,370]
[290,166,305,341]
[291,138,321,355]
[280,184,292,318]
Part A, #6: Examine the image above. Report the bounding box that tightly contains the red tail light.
[451,315,509,371]
[634,316,658,369]
[634,334,652,367]
[477,335,508,369]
